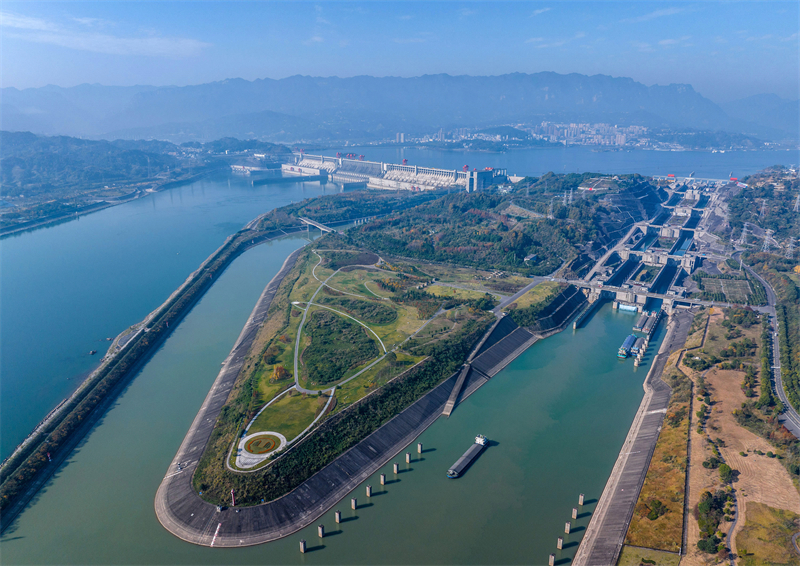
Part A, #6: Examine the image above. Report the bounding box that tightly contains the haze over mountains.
[2,72,797,144]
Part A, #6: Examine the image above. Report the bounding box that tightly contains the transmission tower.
[548,198,554,220]
[760,199,767,218]
[786,237,795,260]
[794,192,800,212]
[562,192,568,206]
[739,223,748,246]
[569,188,573,205]
[762,232,770,253]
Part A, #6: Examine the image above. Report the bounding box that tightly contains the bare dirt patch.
[705,368,800,555]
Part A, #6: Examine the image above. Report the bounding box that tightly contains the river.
[320,145,798,179]
[0,147,780,562]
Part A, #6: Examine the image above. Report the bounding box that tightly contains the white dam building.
[282,153,507,192]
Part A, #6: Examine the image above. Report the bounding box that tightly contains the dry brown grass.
[736,502,800,566]
[705,368,800,555]
[625,365,690,552]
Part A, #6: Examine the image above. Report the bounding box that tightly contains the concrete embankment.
[573,310,694,566]
[0,226,303,534]
[155,299,540,546]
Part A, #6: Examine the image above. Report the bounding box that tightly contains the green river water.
[1,230,664,564]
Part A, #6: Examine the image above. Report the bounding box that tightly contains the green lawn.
[248,389,328,440]
[505,280,560,310]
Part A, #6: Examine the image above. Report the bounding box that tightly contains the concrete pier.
[318,525,324,538]
[300,540,306,553]
[405,453,411,464]
[380,473,386,485]
[565,521,571,534]
[549,553,555,566]
[579,493,585,506]
[351,498,357,510]
[572,508,578,520]
[557,537,563,550]
[366,485,372,497]
[335,510,341,524]
[393,463,399,474]
[417,443,423,454]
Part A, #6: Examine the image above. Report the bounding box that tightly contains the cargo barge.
[447,435,488,478]
[618,334,637,358]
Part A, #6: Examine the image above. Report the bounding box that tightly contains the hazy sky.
[2,1,798,103]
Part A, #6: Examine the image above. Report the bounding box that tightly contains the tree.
[719,463,736,484]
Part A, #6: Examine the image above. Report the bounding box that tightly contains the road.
[743,265,800,437]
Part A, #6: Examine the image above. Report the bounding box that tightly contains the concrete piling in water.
[366,485,372,497]
[318,525,325,538]
[572,507,578,520]
[406,453,411,464]
[393,463,399,474]
[557,537,563,550]
[380,473,386,485]
[351,498,357,510]
[417,443,423,454]
[565,521,571,534]
[549,553,555,566]
[300,540,307,553]
[335,510,341,523]
[579,493,585,505]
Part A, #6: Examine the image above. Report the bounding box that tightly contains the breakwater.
[0,225,305,532]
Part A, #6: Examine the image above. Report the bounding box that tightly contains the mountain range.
[2,72,797,143]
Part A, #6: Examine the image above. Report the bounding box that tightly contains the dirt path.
[705,368,800,555]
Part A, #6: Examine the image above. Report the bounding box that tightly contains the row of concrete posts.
[300,443,424,552]
[548,493,585,565]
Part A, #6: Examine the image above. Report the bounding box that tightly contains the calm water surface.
[0,151,702,563]
[0,175,332,459]
[321,145,799,179]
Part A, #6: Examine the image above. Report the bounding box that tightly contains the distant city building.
[396,133,405,143]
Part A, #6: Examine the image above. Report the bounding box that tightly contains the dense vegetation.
[303,310,380,386]
[728,169,800,241]
[695,490,732,553]
[193,315,492,505]
[317,296,398,325]
[255,190,435,232]
[0,131,181,198]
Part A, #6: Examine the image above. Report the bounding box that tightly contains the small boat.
[89,350,97,355]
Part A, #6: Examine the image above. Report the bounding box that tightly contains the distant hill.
[719,94,800,140]
[1,73,795,143]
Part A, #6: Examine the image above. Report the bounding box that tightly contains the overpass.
[299,217,336,233]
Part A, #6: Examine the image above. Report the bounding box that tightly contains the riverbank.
[0,167,223,239]
[573,309,694,565]
[0,224,306,533]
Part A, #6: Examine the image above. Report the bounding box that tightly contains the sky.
[1,1,798,103]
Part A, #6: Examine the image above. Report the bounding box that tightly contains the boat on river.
[447,435,488,478]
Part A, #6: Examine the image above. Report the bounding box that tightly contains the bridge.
[298,217,336,233]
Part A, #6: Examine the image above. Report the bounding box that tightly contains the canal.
[1,234,663,565]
